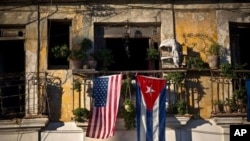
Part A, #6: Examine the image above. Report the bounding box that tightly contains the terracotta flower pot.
[208,55,219,69]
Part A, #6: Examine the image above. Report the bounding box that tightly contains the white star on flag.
[146,85,155,96]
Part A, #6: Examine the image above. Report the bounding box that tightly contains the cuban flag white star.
[145,85,155,96]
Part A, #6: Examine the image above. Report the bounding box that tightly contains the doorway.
[0,40,25,118]
[229,22,250,69]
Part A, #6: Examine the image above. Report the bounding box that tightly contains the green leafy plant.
[146,47,160,60]
[73,107,90,122]
[213,99,223,105]
[212,99,223,113]
[121,99,136,130]
[219,63,236,79]
[167,100,187,115]
[120,75,136,130]
[72,78,81,92]
[164,72,184,85]
[233,88,247,113]
[223,98,237,113]
[68,38,92,61]
[233,88,246,100]
[94,48,114,71]
[207,42,221,56]
[51,44,70,58]
[176,100,187,115]
[186,56,206,70]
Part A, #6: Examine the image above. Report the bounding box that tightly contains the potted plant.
[51,44,70,58]
[146,47,160,70]
[219,63,236,79]
[176,100,187,115]
[186,56,205,70]
[207,42,221,69]
[94,48,114,71]
[118,74,136,130]
[146,47,160,60]
[164,72,184,85]
[167,100,188,115]
[223,98,235,113]
[121,98,136,130]
[212,99,223,114]
[68,38,92,69]
[233,88,247,113]
[73,107,90,122]
[87,53,97,69]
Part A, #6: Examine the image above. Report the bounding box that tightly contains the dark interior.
[0,40,25,73]
[238,27,250,69]
[105,38,149,71]
[230,22,250,70]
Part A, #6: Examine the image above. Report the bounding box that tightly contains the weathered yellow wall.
[175,9,218,118]
[175,9,217,61]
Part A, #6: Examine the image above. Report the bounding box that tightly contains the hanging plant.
[120,74,136,130]
[121,99,136,130]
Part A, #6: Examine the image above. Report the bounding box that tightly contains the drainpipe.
[172,1,176,39]
[37,2,41,114]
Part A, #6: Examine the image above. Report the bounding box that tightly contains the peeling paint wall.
[0,3,250,121]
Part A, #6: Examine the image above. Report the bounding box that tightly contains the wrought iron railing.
[73,69,189,116]
[210,70,250,117]
[0,72,49,119]
[73,69,250,118]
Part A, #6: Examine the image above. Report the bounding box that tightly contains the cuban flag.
[136,75,167,141]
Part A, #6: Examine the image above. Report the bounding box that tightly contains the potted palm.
[207,42,221,69]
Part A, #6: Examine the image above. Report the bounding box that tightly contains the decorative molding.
[166,115,192,128]
[212,115,249,128]
[76,116,192,131]
[0,118,49,131]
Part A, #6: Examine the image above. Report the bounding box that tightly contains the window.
[48,19,71,69]
[94,23,161,71]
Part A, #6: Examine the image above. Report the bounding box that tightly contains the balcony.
[0,68,248,129]
[72,68,250,128]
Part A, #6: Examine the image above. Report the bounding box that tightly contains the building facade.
[0,1,250,141]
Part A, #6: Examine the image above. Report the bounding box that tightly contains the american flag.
[86,74,123,139]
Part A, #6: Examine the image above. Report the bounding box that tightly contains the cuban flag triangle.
[136,75,167,141]
[86,74,123,139]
